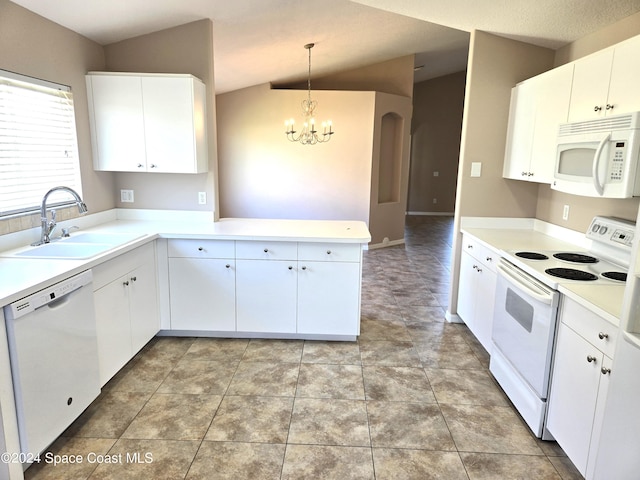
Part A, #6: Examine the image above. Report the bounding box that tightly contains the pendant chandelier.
[284,43,334,145]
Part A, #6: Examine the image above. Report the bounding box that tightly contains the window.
[0,70,83,217]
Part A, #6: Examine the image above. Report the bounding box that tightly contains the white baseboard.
[368,238,406,250]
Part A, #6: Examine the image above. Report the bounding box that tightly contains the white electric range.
[490,216,635,440]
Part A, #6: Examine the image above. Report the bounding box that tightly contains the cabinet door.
[168,258,236,331]
[457,250,477,330]
[236,260,297,333]
[607,35,640,116]
[546,323,602,476]
[94,276,133,386]
[473,267,496,353]
[529,64,573,183]
[142,76,200,173]
[297,261,360,335]
[87,75,146,172]
[503,82,535,180]
[129,260,160,353]
[568,49,614,122]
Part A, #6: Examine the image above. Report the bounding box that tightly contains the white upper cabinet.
[568,35,640,122]
[503,64,573,183]
[86,72,208,174]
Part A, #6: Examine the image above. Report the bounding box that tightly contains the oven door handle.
[497,263,554,305]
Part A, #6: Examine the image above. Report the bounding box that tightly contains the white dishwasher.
[4,269,101,457]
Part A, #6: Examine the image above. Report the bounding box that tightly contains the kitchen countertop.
[462,225,625,325]
[0,214,371,307]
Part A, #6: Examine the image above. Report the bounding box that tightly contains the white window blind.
[0,70,83,217]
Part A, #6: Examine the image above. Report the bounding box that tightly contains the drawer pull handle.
[587,355,597,364]
[198,247,204,251]
[302,266,307,270]
[225,264,231,269]
[264,248,269,253]
[131,276,137,282]
[598,332,609,340]
[288,266,293,270]
[123,281,129,286]
[486,257,492,262]
[594,105,602,112]
[601,367,611,375]
[467,244,473,249]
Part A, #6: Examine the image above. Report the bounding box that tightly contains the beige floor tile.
[183,338,249,362]
[205,395,293,443]
[186,442,286,480]
[301,340,361,365]
[24,437,116,480]
[63,390,151,438]
[363,365,436,402]
[359,317,413,341]
[415,341,485,369]
[89,438,199,480]
[288,398,370,447]
[121,393,221,441]
[367,401,455,450]
[242,339,304,363]
[441,404,544,455]
[227,361,299,396]
[157,359,237,394]
[281,445,374,480]
[359,340,422,367]
[372,448,468,480]
[426,367,510,405]
[296,363,365,399]
[460,452,563,479]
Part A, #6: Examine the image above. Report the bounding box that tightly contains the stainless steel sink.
[3,232,146,259]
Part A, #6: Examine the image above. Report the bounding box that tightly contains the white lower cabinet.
[457,234,498,352]
[236,259,298,333]
[297,261,360,335]
[92,243,159,386]
[167,239,236,331]
[165,239,363,338]
[546,297,616,478]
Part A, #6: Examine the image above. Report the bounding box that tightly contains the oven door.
[491,259,560,398]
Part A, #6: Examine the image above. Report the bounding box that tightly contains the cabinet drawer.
[168,239,235,259]
[93,242,155,291]
[461,234,499,273]
[561,297,618,358]
[235,241,297,260]
[298,243,361,262]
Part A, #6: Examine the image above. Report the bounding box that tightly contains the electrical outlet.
[120,189,134,203]
[433,171,439,177]
[198,192,206,205]
[563,204,570,221]
[433,198,438,204]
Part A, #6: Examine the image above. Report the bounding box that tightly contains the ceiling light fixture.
[285,43,334,145]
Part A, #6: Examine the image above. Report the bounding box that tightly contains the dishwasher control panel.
[4,269,93,319]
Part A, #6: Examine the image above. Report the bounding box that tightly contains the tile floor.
[25,216,582,479]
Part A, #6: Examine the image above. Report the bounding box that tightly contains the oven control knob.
[599,226,608,235]
[592,224,600,233]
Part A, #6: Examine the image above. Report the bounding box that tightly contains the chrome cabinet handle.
[264,248,269,253]
[137,163,144,168]
[123,280,129,286]
[326,250,332,255]
[598,332,609,340]
[302,266,307,270]
[601,367,611,375]
[225,264,231,268]
[587,355,597,363]
[606,104,614,110]
[486,257,492,262]
[131,276,137,282]
[467,244,473,249]
[288,266,293,270]
[150,164,157,168]
[198,247,204,251]
[594,105,602,112]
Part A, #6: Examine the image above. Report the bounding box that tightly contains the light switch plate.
[470,162,482,177]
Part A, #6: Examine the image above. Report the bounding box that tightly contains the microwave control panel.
[607,141,626,182]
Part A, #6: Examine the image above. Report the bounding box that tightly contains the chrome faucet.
[33,186,88,245]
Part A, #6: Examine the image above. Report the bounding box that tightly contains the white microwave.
[553,112,640,198]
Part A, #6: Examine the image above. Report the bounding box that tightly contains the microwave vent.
[558,112,640,136]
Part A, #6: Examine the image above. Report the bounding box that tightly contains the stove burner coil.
[602,271,627,282]
[553,253,598,264]
[545,268,598,281]
[515,252,549,260]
